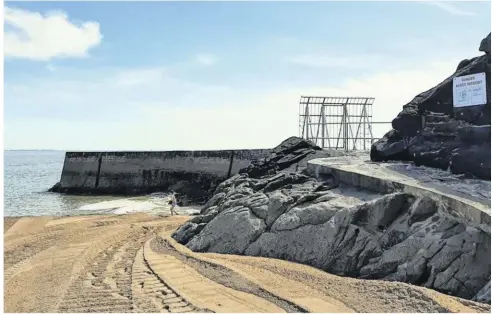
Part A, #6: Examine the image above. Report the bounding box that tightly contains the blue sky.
[4,1,491,150]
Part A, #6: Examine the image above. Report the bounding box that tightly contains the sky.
[3,1,491,151]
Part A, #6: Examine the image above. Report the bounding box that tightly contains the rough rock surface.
[474,280,491,304]
[173,137,491,303]
[371,33,491,180]
[480,33,491,53]
[238,136,322,178]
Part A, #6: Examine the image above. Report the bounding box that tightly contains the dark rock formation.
[371,33,491,180]
[474,280,491,303]
[480,33,491,54]
[238,136,322,178]
[173,173,491,302]
[172,136,491,303]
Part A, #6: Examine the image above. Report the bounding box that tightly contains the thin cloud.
[422,1,476,16]
[4,6,102,61]
[113,68,166,86]
[46,64,57,72]
[285,54,395,69]
[195,54,217,66]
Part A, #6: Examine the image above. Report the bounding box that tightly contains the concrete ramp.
[307,157,491,226]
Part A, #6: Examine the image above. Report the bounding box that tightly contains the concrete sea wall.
[52,150,271,201]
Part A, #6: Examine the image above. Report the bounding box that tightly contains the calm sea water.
[4,150,199,217]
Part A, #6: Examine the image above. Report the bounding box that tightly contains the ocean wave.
[76,193,199,215]
[78,199,159,214]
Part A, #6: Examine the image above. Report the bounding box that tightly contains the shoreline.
[3,207,201,219]
[5,190,202,218]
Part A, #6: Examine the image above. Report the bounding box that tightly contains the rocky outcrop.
[238,136,322,178]
[173,172,491,302]
[371,33,491,180]
[174,174,491,302]
[480,33,491,54]
[172,137,491,303]
[474,280,491,303]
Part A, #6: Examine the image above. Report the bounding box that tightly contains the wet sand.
[4,214,490,313]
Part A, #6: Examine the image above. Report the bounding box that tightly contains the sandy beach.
[4,214,490,313]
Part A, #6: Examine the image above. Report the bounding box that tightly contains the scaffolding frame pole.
[298,96,390,150]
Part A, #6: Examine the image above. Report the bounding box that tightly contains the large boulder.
[371,33,491,180]
[186,206,266,254]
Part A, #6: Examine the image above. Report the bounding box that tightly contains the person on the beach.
[169,191,178,216]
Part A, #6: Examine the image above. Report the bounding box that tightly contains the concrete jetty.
[50,149,271,198]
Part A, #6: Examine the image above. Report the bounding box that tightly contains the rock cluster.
[172,137,491,303]
[238,136,323,177]
[371,33,491,180]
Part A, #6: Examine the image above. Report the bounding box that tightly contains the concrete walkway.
[307,157,491,226]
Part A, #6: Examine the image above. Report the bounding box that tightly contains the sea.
[4,150,199,217]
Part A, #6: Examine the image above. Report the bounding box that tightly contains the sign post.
[453,72,487,108]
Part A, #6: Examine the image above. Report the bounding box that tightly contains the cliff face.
[370,33,491,180]
[172,137,491,303]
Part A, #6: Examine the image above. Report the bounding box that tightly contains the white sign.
[453,72,487,108]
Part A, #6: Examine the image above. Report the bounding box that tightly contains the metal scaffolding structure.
[298,96,388,151]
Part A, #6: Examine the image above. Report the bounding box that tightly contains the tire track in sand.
[4,217,20,234]
[57,228,152,313]
[154,236,351,313]
[4,245,59,285]
[132,247,209,313]
[143,238,284,313]
[150,237,307,313]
